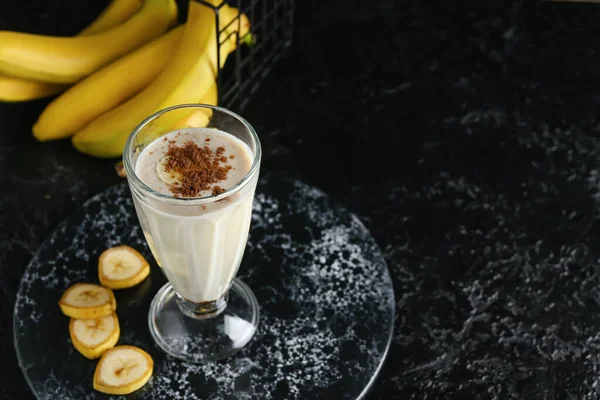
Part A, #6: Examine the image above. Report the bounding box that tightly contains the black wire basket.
[192,0,294,111]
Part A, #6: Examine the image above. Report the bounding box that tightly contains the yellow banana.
[78,0,143,35]
[72,1,250,158]
[168,82,219,131]
[0,0,177,84]
[0,76,64,102]
[0,0,143,102]
[33,26,185,141]
[202,81,219,107]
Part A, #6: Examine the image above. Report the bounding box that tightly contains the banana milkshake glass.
[123,104,261,363]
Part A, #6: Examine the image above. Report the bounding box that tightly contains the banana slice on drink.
[59,283,116,319]
[156,156,182,185]
[98,245,150,289]
[69,312,120,359]
[93,345,154,395]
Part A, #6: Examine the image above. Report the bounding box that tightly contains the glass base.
[148,279,260,363]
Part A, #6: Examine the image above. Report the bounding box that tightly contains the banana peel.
[78,0,143,36]
[33,26,185,141]
[0,0,177,83]
[0,0,143,102]
[72,2,250,158]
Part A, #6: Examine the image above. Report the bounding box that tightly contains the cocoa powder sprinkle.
[163,140,232,197]
[212,186,225,195]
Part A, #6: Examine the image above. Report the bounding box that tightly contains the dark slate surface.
[3,0,600,398]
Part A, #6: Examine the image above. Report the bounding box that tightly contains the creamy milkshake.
[132,127,256,304]
[124,104,261,363]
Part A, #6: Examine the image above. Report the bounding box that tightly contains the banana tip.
[32,124,48,142]
[33,125,72,142]
[71,135,124,159]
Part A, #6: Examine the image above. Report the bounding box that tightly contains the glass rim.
[123,103,261,205]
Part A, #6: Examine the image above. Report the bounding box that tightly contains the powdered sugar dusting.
[14,177,394,399]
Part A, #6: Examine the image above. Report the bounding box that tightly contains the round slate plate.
[14,175,395,400]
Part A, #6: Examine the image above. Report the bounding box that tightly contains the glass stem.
[175,291,228,320]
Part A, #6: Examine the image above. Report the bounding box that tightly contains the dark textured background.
[3,0,600,398]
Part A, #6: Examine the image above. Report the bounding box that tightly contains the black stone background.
[4,0,600,398]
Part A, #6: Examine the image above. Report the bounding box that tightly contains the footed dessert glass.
[123,104,261,363]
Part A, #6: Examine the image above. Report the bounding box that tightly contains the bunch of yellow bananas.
[0,0,251,158]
